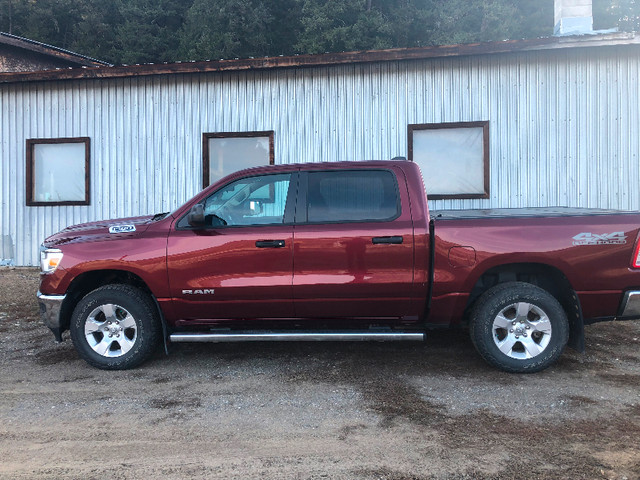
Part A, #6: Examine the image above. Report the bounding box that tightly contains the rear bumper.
[617,290,640,319]
[37,291,66,341]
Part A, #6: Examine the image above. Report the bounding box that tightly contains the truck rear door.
[292,168,415,321]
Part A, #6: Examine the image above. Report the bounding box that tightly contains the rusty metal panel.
[1,32,639,84]
[1,45,640,265]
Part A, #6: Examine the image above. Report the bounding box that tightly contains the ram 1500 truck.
[37,160,640,372]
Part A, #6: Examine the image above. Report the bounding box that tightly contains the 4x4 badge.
[572,232,627,246]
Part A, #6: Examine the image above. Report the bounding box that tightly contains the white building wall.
[1,45,639,265]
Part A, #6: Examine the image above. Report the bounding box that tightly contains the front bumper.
[618,291,640,319]
[37,291,66,341]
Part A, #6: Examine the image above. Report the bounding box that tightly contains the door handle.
[255,240,286,248]
[372,236,403,245]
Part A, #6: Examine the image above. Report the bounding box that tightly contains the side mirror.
[187,203,205,227]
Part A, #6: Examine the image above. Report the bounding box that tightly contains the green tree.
[71,0,123,62]
[0,0,85,48]
[594,0,640,30]
[113,0,194,64]
[429,0,552,46]
[0,0,26,34]
[264,0,303,55]
[379,0,439,48]
[0,0,635,65]
[178,0,275,60]
[294,0,393,53]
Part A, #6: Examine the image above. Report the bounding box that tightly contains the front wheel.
[469,282,569,373]
[70,284,161,370]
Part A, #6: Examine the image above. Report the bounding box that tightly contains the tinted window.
[202,173,291,226]
[306,170,399,223]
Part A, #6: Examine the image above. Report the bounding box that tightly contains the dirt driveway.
[1,268,639,479]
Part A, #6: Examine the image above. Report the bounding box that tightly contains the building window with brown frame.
[408,121,489,200]
[202,131,274,189]
[26,137,90,206]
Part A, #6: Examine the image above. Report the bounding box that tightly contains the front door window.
[203,173,291,227]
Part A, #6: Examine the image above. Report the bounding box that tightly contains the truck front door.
[167,172,296,323]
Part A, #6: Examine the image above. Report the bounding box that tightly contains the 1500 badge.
[572,232,627,245]
[108,225,136,234]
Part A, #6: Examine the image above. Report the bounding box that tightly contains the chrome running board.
[169,331,425,343]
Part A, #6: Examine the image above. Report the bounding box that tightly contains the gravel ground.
[1,267,639,479]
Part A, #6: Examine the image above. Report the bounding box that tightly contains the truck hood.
[43,214,158,247]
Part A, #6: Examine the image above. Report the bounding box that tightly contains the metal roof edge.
[0,32,111,68]
[0,31,638,84]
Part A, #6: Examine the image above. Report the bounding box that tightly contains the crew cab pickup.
[37,160,640,372]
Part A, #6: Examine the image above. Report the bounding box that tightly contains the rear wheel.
[470,282,569,373]
[70,284,161,370]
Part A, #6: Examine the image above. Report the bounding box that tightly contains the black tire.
[70,284,161,370]
[469,282,569,373]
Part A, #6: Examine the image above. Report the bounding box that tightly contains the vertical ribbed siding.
[1,45,639,265]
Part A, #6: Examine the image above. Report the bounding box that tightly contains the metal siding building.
[1,35,640,266]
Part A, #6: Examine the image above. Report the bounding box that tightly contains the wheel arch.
[59,269,167,343]
[465,262,584,352]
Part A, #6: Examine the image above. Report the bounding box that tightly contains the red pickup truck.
[37,160,640,373]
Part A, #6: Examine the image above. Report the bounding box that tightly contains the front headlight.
[40,246,63,274]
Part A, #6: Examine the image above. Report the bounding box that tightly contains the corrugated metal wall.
[1,45,639,265]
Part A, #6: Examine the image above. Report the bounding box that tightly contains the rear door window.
[305,170,399,223]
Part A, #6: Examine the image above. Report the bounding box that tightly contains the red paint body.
[40,161,640,332]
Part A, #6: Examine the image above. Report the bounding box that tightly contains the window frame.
[26,137,91,206]
[408,121,490,200]
[202,131,275,189]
